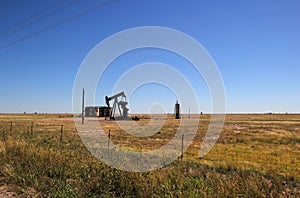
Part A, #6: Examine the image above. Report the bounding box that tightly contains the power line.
[0,0,118,51]
[0,0,64,37]
[0,0,80,40]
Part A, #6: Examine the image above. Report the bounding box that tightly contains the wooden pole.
[60,125,63,141]
[30,122,33,135]
[2,130,6,143]
[82,88,85,125]
[10,121,12,132]
[181,134,184,163]
[108,129,111,149]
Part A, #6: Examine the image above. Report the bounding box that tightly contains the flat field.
[0,114,299,197]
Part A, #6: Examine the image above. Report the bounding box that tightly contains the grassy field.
[0,114,299,197]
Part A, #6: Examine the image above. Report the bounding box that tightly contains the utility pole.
[189,107,190,119]
[181,133,184,163]
[82,88,85,125]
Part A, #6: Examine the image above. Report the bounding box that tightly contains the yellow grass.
[1,113,299,178]
[0,113,299,196]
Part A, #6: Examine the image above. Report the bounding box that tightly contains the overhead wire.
[0,0,118,51]
[0,0,80,40]
[0,0,64,37]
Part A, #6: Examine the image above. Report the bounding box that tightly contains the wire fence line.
[0,120,299,179]
[0,120,73,143]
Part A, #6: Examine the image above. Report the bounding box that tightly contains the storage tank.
[175,101,180,119]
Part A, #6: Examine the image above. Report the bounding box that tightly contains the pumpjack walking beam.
[105,91,129,120]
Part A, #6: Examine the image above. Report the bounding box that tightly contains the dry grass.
[0,113,299,197]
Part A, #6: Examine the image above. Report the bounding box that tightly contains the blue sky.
[0,0,299,113]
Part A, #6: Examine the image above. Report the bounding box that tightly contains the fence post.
[181,134,184,163]
[31,122,34,135]
[10,121,13,132]
[2,130,6,143]
[108,129,111,149]
[60,125,63,141]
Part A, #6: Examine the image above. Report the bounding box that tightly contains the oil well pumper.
[105,91,129,120]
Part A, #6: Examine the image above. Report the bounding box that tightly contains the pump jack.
[105,91,129,120]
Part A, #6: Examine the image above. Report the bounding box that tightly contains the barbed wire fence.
[0,120,299,179]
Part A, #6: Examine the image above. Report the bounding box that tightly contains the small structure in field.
[85,106,112,117]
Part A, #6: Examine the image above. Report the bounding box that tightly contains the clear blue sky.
[0,0,299,113]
